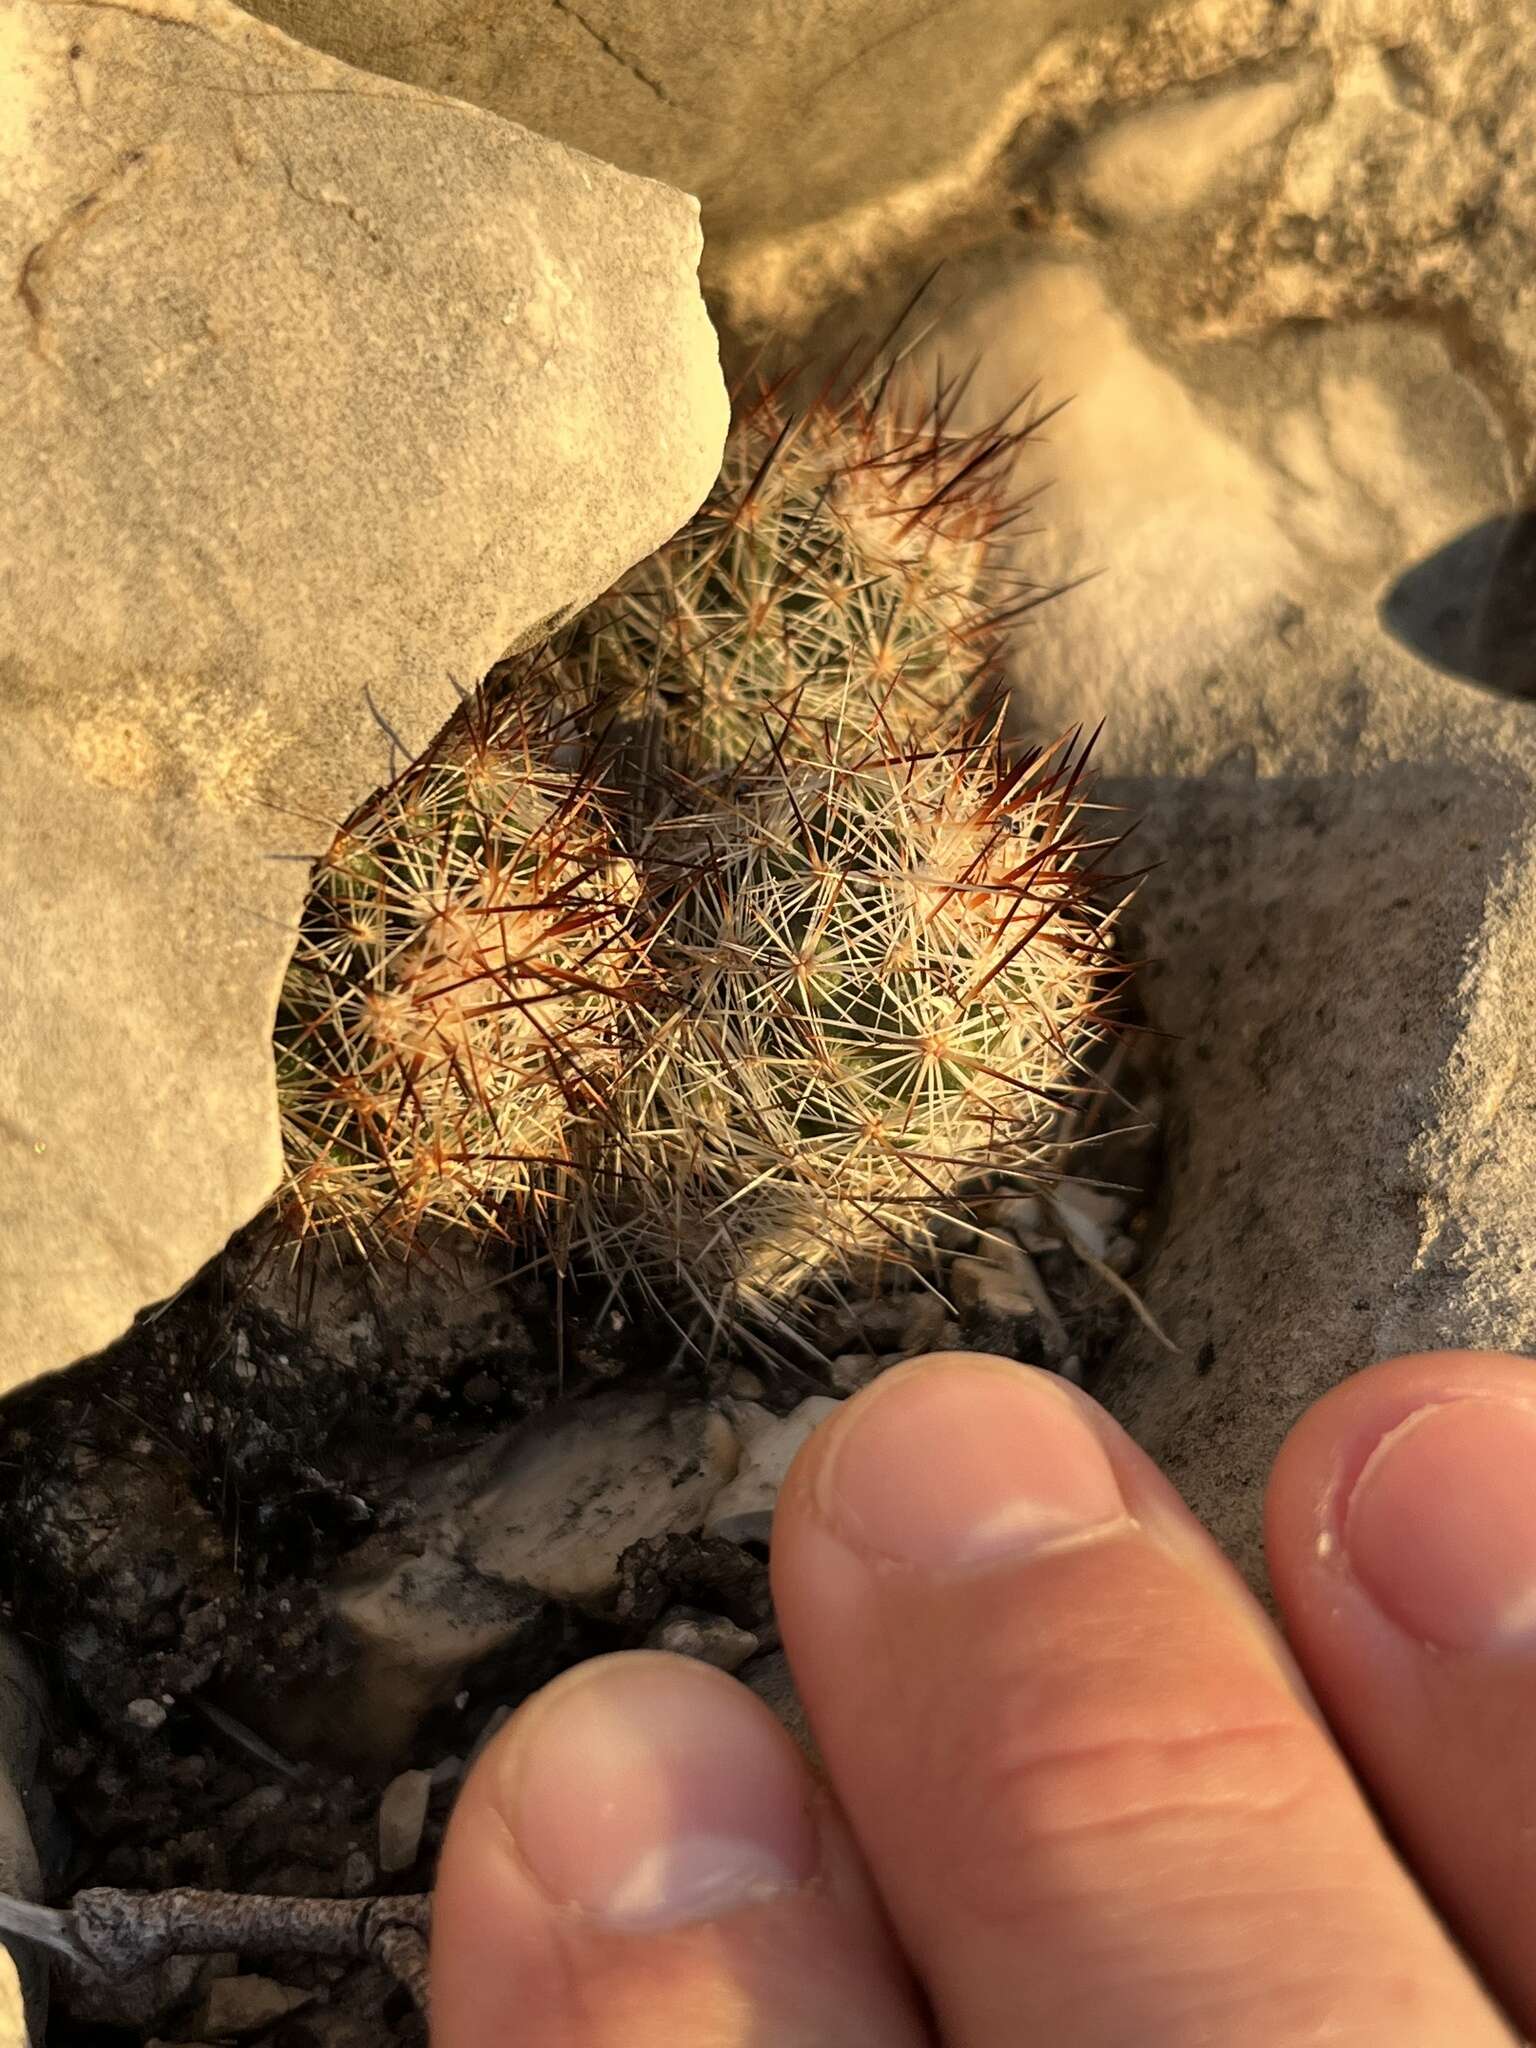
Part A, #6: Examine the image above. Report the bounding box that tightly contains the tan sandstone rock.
[0,0,729,1394]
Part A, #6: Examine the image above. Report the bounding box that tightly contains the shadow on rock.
[1381,512,1536,701]
[1091,757,1536,1592]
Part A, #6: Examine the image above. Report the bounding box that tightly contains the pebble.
[831,1298,912,1351]
[950,1252,1033,1315]
[989,1196,1063,1254]
[125,1697,167,1732]
[199,1975,312,2038]
[1049,1183,1130,1264]
[232,1329,256,1384]
[341,1848,375,1895]
[898,1291,951,1356]
[317,1393,742,1763]
[645,1606,759,1673]
[465,1704,512,1774]
[1105,1232,1139,1274]
[706,1397,842,1546]
[827,1351,882,1394]
[377,1767,432,1874]
[953,1238,1074,1359]
[222,1785,285,1834]
[977,1275,1039,1319]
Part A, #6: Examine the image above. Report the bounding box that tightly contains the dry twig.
[0,1885,432,2017]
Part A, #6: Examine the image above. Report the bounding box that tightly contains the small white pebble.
[646,1608,759,1673]
[379,1768,433,1873]
[976,1271,1038,1320]
[899,1292,949,1356]
[1051,1184,1129,1263]
[126,1697,167,1732]
[706,1398,842,1546]
[828,1351,882,1394]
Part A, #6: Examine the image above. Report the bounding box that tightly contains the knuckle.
[930,1685,1333,1924]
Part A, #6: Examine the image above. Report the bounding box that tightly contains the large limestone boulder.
[0,0,729,1394]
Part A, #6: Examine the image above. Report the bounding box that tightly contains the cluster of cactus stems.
[266,685,649,1275]
[260,279,1140,1361]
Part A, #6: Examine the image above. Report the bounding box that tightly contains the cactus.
[574,707,1134,1360]
[513,333,1067,792]
[256,289,1138,1365]
[261,685,649,1280]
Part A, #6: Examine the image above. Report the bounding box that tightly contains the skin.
[429,1349,1536,2045]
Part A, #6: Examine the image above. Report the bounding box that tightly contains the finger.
[771,1352,1516,2048]
[1266,1348,1536,2035]
[430,1649,932,2047]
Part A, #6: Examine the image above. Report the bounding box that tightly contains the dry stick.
[0,1887,433,2018]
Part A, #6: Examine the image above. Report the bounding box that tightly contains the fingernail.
[496,1652,818,1929]
[1341,1396,1536,1651]
[815,1356,1132,1570]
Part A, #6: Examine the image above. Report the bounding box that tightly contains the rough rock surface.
[240,0,1536,395]
[765,118,1536,1582]
[241,0,1165,305]
[1,0,729,1395]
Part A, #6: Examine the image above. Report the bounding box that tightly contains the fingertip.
[431,1652,929,2048]
[454,1652,819,1934]
[1265,1350,1536,1599]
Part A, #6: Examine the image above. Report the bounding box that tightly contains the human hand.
[430,1349,1536,2044]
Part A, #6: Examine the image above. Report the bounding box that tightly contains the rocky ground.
[0,1021,1158,2045]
